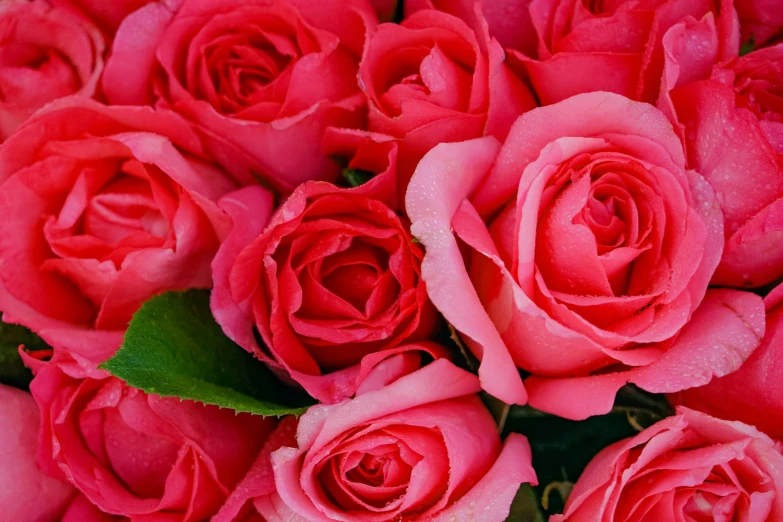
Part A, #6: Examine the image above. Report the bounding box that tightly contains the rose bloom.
[508,0,733,105]
[30,355,275,521]
[407,91,767,418]
[212,181,438,403]
[359,8,537,185]
[664,34,783,288]
[0,384,74,522]
[217,360,537,522]
[552,408,783,521]
[0,0,104,142]
[671,283,783,439]
[0,99,241,362]
[103,0,376,192]
[735,0,783,46]
[50,0,154,36]
[61,495,126,522]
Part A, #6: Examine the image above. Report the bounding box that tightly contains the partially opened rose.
[0,384,74,522]
[263,360,536,521]
[212,181,439,403]
[665,40,783,287]
[407,92,767,418]
[0,0,104,141]
[510,0,732,104]
[359,9,536,185]
[103,0,376,192]
[0,99,242,362]
[552,408,783,522]
[671,283,783,438]
[31,357,275,521]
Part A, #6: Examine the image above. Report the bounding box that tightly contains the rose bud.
[212,180,440,403]
[0,0,104,141]
[30,356,275,521]
[0,98,247,362]
[407,91,766,418]
[103,0,377,192]
[0,384,74,522]
[553,408,783,522]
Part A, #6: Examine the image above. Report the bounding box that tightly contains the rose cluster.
[1,0,783,521]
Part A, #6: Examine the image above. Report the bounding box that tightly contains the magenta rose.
[553,408,783,522]
[671,282,783,439]
[103,0,376,192]
[509,0,734,105]
[30,355,275,521]
[407,91,767,418]
[359,9,537,186]
[0,0,104,142]
[0,384,74,522]
[663,33,783,287]
[216,360,537,521]
[0,99,242,362]
[212,181,439,403]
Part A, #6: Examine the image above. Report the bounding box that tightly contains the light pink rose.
[215,360,536,521]
[0,384,74,522]
[553,408,783,522]
[407,91,767,418]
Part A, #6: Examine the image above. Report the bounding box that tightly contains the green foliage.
[0,322,50,389]
[341,168,375,188]
[101,290,313,416]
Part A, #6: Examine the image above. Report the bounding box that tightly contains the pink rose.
[222,360,537,521]
[359,9,537,187]
[103,0,376,192]
[61,495,126,522]
[552,408,783,522]
[510,0,732,104]
[0,99,242,362]
[30,357,275,521]
[50,0,154,36]
[664,40,783,287]
[0,0,104,141]
[0,384,74,522]
[671,283,783,438]
[407,91,766,418]
[212,181,440,403]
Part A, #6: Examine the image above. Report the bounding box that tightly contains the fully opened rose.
[3,1,783,521]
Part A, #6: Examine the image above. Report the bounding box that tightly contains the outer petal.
[406,137,528,405]
[526,289,766,419]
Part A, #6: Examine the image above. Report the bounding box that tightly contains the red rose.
[0,0,104,141]
[359,9,536,187]
[0,384,74,522]
[407,92,766,418]
[0,99,242,361]
[218,361,537,522]
[671,283,783,438]
[664,35,783,287]
[61,495,126,522]
[736,0,783,47]
[553,408,783,522]
[31,356,275,521]
[103,0,376,192]
[510,0,733,104]
[211,181,439,403]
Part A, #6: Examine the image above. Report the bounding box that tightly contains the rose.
[407,91,767,419]
[51,0,154,36]
[736,0,783,47]
[552,408,783,522]
[220,360,537,521]
[359,9,536,186]
[212,180,439,403]
[30,356,276,521]
[508,0,731,105]
[671,283,783,438]
[61,495,126,522]
[103,0,376,192]
[0,0,104,142]
[661,34,783,288]
[0,384,74,522]
[0,98,243,362]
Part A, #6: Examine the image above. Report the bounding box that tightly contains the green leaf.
[341,168,374,188]
[101,290,313,416]
[0,323,51,389]
[740,36,755,56]
[506,484,546,522]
